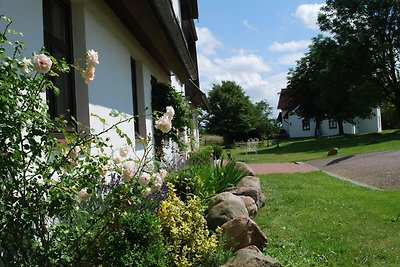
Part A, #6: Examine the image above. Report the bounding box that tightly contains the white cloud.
[198,50,285,116]
[269,40,311,53]
[243,19,257,31]
[196,27,222,55]
[294,3,325,30]
[276,52,306,66]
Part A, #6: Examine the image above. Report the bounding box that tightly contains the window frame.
[43,0,76,122]
[302,119,311,131]
[329,119,338,129]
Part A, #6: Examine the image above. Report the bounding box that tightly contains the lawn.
[255,172,400,266]
[232,130,400,163]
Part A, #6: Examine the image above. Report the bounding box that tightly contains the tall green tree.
[318,0,400,125]
[206,81,275,143]
[287,35,382,135]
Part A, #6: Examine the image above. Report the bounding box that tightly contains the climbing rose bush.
[0,16,170,266]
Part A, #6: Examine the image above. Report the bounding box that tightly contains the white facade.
[281,108,382,138]
[1,0,204,162]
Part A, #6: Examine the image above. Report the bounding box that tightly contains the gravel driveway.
[306,150,400,190]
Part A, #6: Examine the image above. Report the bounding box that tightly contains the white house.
[0,0,208,161]
[277,89,382,138]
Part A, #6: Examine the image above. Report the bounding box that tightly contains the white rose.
[155,114,172,133]
[119,145,130,158]
[20,57,31,74]
[138,172,151,185]
[77,188,90,201]
[165,106,175,120]
[113,154,123,164]
[158,169,168,181]
[122,161,136,181]
[32,53,52,73]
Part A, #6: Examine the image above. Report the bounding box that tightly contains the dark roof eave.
[149,0,198,81]
[105,0,197,83]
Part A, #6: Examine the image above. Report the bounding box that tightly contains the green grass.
[232,130,400,163]
[255,172,400,266]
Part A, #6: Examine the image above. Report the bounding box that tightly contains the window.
[43,0,75,120]
[302,119,310,131]
[329,119,337,129]
[130,58,140,135]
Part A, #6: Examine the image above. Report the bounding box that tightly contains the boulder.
[235,161,256,176]
[208,192,244,211]
[207,198,249,230]
[237,175,261,189]
[327,147,339,156]
[228,186,266,209]
[221,245,281,267]
[221,217,268,252]
[239,195,258,216]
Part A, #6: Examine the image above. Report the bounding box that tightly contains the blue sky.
[195,1,325,116]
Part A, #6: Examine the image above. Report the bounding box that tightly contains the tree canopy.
[206,80,277,144]
[318,0,400,125]
[286,35,383,134]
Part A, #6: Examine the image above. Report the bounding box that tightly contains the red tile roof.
[277,89,292,110]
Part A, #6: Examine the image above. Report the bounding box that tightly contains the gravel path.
[306,150,400,190]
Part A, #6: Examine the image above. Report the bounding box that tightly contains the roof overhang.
[185,80,210,111]
[105,0,198,83]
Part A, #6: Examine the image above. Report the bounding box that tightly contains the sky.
[195,1,325,117]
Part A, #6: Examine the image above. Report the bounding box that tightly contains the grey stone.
[237,175,261,189]
[236,161,256,176]
[228,186,266,209]
[221,217,268,252]
[207,198,249,230]
[221,245,282,267]
[239,195,258,216]
[327,147,339,156]
[208,192,244,211]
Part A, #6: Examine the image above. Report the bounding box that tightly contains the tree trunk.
[338,119,344,135]
[314,120,322,137]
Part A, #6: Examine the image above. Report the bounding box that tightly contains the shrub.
[188,145,213,166]
[158,185,219,267]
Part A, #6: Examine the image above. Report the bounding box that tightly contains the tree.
[318,0,400,126]
[287,35,382,135]
[206,81,275,144]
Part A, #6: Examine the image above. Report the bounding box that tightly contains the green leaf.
[53,87,60,96]
[109,110,120,117]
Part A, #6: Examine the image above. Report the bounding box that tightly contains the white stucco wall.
[0,0,44,56]
[1,0,174,160]
[83,0,172,157]
[281,107,382,138]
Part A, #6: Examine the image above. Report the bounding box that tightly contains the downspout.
[149,0,198,81]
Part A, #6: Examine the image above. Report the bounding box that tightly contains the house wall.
[356,107,382,133]
[1,0,44,56]
[281,107,382,138]
[82,0,171,157]
[1,0,173,159]
[286,114,314,138]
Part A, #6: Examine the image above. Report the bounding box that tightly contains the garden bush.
[158,184,230,267]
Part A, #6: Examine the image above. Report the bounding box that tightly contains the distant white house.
[277,89,382,138]
[1,0,208,161]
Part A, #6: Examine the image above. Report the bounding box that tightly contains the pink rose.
[32,54,52,73]
[84,67,95,84]
[86,49,99,68]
